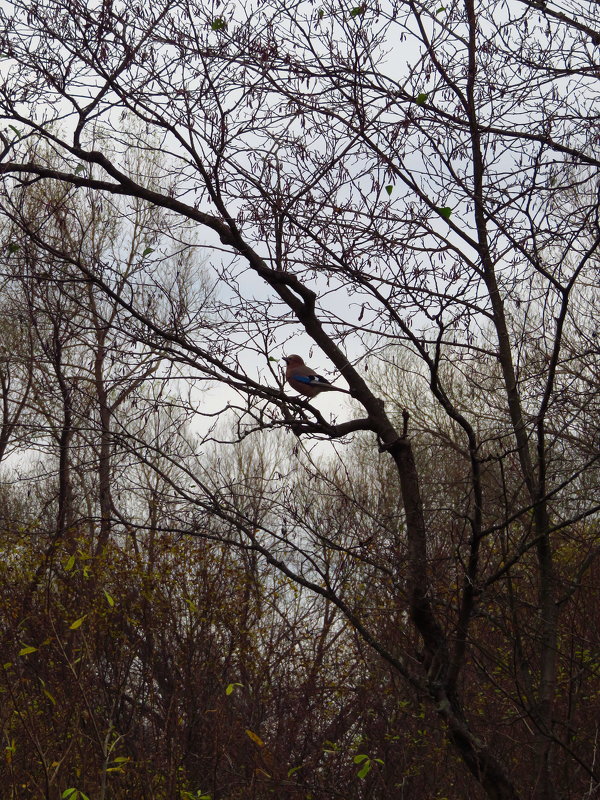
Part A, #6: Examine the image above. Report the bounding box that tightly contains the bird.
[283,355,349,398]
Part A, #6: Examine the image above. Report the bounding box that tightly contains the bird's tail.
[320,385,351,394]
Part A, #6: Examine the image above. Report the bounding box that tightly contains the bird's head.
[283,354,305,367]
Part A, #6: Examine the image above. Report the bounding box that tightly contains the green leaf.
[62,791,78,800]
[267,356,278,362]
[287,765,303,777]
[436,5,446,11]
[18,645,38,656]
[385,185,393,196]
[357,761,372,779]
[185,597,200,613]
[353,754,369,763]
[438,206,452,219]
[74,164,85,174]
[415,92,428,106]
[69,615,87,630]
[318,9,324,18]
[211,17,226,30]
[103,589,115,607]
[113,756,130,763]
[141,246,154,257]
[64,554,76,572]
[7,243,20,255]
[350,5,365,16]
[9,124,21,137]
[226,682,243,695]
[43,687,57,705]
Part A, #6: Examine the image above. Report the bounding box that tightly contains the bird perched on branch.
[283,354,350,398]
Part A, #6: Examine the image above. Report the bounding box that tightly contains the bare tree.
[0,0,599,798]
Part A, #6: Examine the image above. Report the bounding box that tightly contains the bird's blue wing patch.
[294,374,331,385]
